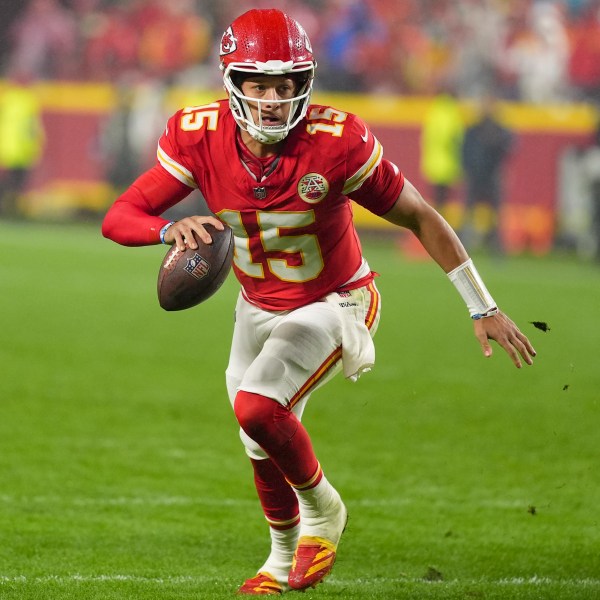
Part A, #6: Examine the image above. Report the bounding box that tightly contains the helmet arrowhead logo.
[220,26,237,56]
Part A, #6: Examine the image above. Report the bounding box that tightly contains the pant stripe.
[365,282,380,330]
[288,347,342,409]
[288,283,380,410]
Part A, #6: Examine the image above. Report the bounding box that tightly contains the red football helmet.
[220,9,316,144]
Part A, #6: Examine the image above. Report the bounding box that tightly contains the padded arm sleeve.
[101,165,192,246]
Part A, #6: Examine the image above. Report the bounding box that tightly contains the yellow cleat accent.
[288,536,339,590]
[238,571,283,595]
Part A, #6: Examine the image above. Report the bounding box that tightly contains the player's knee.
[234,390,297,449]
[239,428,268,460]
[234,390,277,442]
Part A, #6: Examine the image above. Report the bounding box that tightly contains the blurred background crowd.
[1,0,600,259]
[1,0,600,103]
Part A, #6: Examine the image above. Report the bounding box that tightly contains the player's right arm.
[101,166,224,248]
[102,110,223,248]
[101,164,190,246]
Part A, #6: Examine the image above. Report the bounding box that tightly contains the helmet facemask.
[222,61,315,144]
[219,9,316,144]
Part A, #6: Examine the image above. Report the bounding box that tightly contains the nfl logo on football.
[184,253,210,280]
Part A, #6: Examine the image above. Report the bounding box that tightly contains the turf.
[0,221,598,599]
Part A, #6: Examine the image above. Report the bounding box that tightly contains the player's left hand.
[473,311,536,369]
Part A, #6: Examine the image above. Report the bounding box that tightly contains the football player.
[102,8,536,595]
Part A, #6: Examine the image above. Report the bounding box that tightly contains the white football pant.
[225,282,381,459]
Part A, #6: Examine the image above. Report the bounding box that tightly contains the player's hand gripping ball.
[157,224,234,311]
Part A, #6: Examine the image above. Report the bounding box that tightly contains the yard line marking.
[0,575,211,584]
[0,495,254,507]
[0,494,548,511]
[1,575,600,586]
[0,495,531,509]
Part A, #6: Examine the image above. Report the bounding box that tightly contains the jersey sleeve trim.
[157,143,197,189]
[342,136,383,195]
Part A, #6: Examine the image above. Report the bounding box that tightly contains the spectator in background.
[317,0,387,92]
[503,2,570,103]
[451,0,508,99]
[137,0,212,81]
[567,0,600,104]
[0,69,45,217]
[100,82,141,195]
[420,88,465,222]
[460,94,514,254]
[579,120,600,260]
[7,0,77,80]
[83,3,141,81]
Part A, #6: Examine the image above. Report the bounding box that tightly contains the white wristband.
[159,221,175,244]
[447,258,498,319]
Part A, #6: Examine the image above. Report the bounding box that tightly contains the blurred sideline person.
[420,89,465,225]
[579,121,600,260]
[0,70,45,217]
[460,96,514,254]
[102,9,536,595]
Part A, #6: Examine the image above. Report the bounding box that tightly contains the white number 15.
[218,210,324,283]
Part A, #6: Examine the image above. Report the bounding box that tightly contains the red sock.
[234,390,320,487]
[251,457,300,529]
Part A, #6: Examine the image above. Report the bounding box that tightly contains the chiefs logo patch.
[298,173,329,204]
[220,26,237,56]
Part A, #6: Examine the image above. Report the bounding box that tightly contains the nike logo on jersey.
[361,126,369,143]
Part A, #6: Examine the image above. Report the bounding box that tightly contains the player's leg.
[233,300,349,590]
[226,294,304,593]
[237,457,300,595]
[236,397,312,594]
[232,285,380,591]
[236,392,349,591]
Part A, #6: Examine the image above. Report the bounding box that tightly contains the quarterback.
[102,8,536,595]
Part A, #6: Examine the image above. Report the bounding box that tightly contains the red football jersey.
[154,99,404,310]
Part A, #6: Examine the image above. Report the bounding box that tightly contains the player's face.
[240,76,297,127]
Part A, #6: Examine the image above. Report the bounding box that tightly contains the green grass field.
[1,221,599,599]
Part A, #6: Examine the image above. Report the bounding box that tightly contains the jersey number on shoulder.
[180,103,220,131]
[306,107,348,137]
[218,210,324,283]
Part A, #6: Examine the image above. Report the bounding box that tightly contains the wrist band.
[471,307,499,320]
[447,258,498,319]
[159,221,175,244]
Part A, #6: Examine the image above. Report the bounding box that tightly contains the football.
[157,224,234,311]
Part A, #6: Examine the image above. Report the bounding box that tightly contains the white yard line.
[1,574,599,587]
[0,495,533,509]
[0,495,252,507]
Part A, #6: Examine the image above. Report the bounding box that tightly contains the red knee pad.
[234,391,298,450]
[234,391,318,486]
